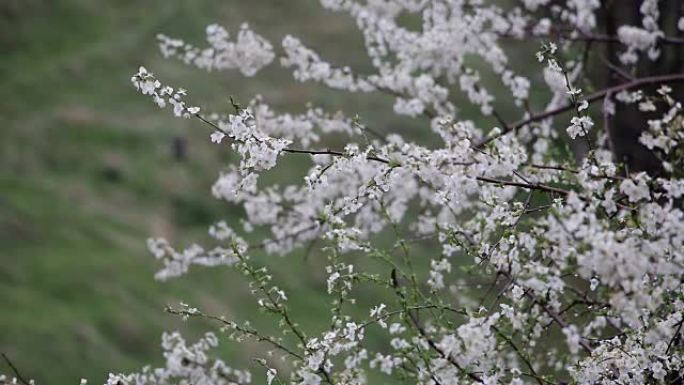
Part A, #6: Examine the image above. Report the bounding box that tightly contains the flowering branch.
[476,73,684,147]
[102,3,684,385]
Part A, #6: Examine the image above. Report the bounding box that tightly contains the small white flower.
[548,42,557,54]
[577,100,589,112]
[620,174,650,202]
[266,368,277,385]
[590,278,599,291]
[566,116,594,139]
[370,303,386,318]
[210,131,226,143]
[566,87,582,97]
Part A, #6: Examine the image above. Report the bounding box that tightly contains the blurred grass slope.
[0,1,386,383]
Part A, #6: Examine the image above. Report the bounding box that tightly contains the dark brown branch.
[196,113,391,164]
[526,163,625,181]
[571,32,684,46]
[198,110,584,200]
[498,30,684,46]
[196,106,637,206]
[666,317,684,355]
[1,353,31,385]
[475,73,684,148]
[598,55,634,81]
[475,176,570,196]
[281,147,389,164]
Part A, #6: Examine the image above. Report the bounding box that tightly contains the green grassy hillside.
[0,1,366,383]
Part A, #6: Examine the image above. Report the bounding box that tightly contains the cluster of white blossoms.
[104,331,252,385]
[131,66,201,118]
[158,23,275,77]
[631,86,684,170]
[616,0,663,65]
[7,1,684,385]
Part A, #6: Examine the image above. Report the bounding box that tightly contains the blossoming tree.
[5,1,684,384]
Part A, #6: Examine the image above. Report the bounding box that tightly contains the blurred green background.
[0,1,417,383]
[0,1,548,383]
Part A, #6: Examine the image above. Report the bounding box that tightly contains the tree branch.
[1,353,31,385]
[475,73,684,148]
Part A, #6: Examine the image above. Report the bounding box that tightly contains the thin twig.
[1,353,31,385]
[166,308,304,360]
[475,176,570,196]
[666,316,684,355]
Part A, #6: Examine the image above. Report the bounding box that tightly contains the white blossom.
[566,116,594,139]
[109,3,684,385]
